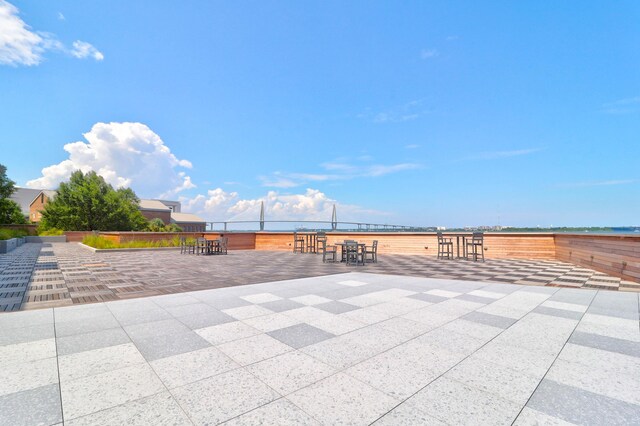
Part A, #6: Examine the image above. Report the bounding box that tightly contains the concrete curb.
[78,243,182,253]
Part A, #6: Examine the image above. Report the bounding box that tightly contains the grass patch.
[0,228,29,240]
[82,235,186,249]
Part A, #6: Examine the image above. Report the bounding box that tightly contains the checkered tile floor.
[0,272,638,425]
[0,243,637,312]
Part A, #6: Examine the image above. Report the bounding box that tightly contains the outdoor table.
[445,233,472,259]
[205,239,221,255]
[334,242,366,262]
[296,232,318,254]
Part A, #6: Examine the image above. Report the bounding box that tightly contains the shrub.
[82,235,180,249]
[0,228,29,240]
[38,227,64,236]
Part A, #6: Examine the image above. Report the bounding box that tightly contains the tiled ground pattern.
[0,242,637,312]
[0,272,638,425]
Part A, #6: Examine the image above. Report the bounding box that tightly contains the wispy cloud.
[557,179,636,188]
[405,144,420,149]
[261,159,422,188]
[601,96,640,115]
[57,12,65,21]
[463,148,542,161]
[358,99,431,124]
[445,35,459,41]
[0,0,103,66]
[420,49,439,59]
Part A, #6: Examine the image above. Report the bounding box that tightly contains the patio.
[0,269,639,425]
[0,242,636,312]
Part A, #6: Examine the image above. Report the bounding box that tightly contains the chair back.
[472,232,484,242]
[437,232,444,242]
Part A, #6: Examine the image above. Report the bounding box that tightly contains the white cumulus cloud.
[179,188,387,224]
[27,122,194,198]
[0,0,103,66]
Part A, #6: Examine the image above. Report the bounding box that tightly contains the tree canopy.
[0,164,27,224]
[40,170,148,231]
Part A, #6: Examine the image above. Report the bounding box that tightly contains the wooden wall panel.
[555,234,640,282]
[254,232,556,260]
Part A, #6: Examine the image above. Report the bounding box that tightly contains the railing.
[206,220,434,232]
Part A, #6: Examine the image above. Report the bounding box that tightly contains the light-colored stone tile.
[287,373,398,425]
[241,293,283,304]
[289,295,332,305]
[446,357,542,405]
[339,307,392,325]
[513,407,577,425]
[0,338,56,365]
[172,368,279,425]
[439,319,504,341]
[58,343,146,382]
[336,279,368,287]
[473,342,558,377]
[150,346,239,389]
[242,312,300,333]
[222,305,274,320]
[558,343,640,372]
[345,347,440,399]
[367,297,431,317]
[469,290,506,299]
[576,313,640,342]
[375,317,432,340]
[372,402,447,426]
[0,357,58,396]
[546,358,640,405]
[425,289,461,298]
[247,351,336,395]
[406,376,521,426]
[224,398,321,425]
[60,363,165,420]
[301,332,380,370]
[195,321,261,345]
[541,300,587,313]
[401,307,457,328]
[217,333,293,366]
[65,392,192,426]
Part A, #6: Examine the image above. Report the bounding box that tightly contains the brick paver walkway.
[0,243,636,312]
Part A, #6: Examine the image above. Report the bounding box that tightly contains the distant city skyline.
[1,1,638,227]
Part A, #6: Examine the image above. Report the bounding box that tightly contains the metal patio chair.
[364,240,378,263]
[345,241,364,266]
[437,232,454,260]
[465,232,485,262]
[321,240,338,263]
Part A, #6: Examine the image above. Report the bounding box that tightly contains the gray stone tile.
[408,292,448,304]
[259,298,306,313]
[587,305,639,321]
[527,379,640,425]
[533,306,584,320]
[108,306,173,326]
[267,323,335,349]
[55,313,121,337]
[165,302,220,318]
[0,308,53,330]
[124,318,191,341]
[174,310,235,329]
[569,331,640,358]
[548,288,596,306]
[0,323,54,346]
[201,296,252,310]
[463,311,517,329]
[133,330,211,361]
[0,383,62,426]
[56,327,131,356]
[314,300,360,314]
[64,392,192,426]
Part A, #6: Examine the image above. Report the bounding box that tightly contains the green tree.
[39,170,148,231]
[0,164,27,224]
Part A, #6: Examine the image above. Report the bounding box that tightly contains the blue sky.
[1,1,639,227]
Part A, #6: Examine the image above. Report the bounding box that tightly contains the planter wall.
[0,238,18,254]
[25,236,67,243]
